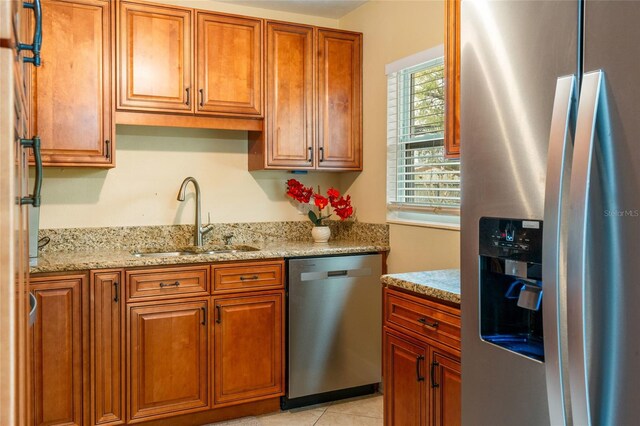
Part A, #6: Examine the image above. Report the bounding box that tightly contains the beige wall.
[339,0,460,273]
[39,126,342,228]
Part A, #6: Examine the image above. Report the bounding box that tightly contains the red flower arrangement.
[286,179,354,226]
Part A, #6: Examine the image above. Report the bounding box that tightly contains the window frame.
[386,46,460,229]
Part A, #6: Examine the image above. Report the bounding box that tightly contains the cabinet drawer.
[212,260,284,293]
[126,266,209,301]
[385,290,460,350]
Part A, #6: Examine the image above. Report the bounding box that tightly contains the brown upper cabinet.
[254,21,314,169]
[35,0,362,169]
[196,12,262,116]
[249,24,362,171]
[34,0,114,167]
[118,1,193,112]
[118,1,263,118]
[444,0,461,158]
[316,29,362,170]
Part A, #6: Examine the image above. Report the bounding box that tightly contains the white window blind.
[387,50,460,223]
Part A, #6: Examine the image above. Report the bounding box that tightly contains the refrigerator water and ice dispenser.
[479,217,544,362]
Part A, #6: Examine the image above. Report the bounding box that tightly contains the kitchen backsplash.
[39,221,389,253]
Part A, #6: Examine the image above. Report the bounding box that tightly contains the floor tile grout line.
[312,409,325,426]
[321,411,385,420]
[311,411,385,424]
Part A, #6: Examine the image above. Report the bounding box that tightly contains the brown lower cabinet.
[383,288,461,426]
[213,292,284,406]
[31,259,285,425]
[127,297,210,423]
[31,273,89,426]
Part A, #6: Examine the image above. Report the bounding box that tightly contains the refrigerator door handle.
[542,75,576,426]
[567,70,604,426]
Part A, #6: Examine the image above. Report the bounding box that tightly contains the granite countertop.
[381,269,460,304]
[31,240,390,274]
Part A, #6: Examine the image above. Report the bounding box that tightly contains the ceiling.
[215,0,368,19]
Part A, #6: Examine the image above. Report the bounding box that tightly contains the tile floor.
[208,394,383,426]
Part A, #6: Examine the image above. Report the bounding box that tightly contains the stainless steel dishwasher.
[284,254,382,408]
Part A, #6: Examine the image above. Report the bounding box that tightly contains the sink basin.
[132,245,259,258]
[132,251,193,258]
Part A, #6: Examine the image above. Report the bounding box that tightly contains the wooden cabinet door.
[264,21,314,168]
[316,29,362,170]
[431,350,461,426]
[384,331,428,426]
[118,1,192,113]
[31,273,88,426]
[91,270,124,426]
[213,292,284,406]
[34,0,113,166]
[196,12,262,116]
[128,298,209,422]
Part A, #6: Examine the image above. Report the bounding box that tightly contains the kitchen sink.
[132,245,259,258]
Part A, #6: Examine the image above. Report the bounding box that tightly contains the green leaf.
[308,210,319,225]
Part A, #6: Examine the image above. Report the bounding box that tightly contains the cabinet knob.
[239,275,259,281]
[430,360,440,388]
[416,355,425,382]
[201,306,207,326]
[215,305,221,324]
[113,281,119,303]
[418,317,439,329]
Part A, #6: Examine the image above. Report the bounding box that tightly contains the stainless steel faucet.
[177,177,214,247]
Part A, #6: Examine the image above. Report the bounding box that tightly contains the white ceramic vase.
[311,226,331,243]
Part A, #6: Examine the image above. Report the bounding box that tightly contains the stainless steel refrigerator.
[461,1,640,425]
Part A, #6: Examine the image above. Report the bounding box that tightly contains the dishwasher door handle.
[300,267,372,282]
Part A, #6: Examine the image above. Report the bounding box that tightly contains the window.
[386,47,460,228]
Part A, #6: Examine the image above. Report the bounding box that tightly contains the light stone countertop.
[381,269,460,304]
[31,240,390,274]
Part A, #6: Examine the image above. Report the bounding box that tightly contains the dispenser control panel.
[479,217,543,263]
[479,217,544,362]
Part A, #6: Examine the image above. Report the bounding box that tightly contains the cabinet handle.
[319,146,324,162]
[418,318,439,329]
[19,136,42,207]
[215,305,221,324]
[431,360,440,388]
[159,281,180,288]
[416,355,425,382]
[308,146,313,163]
[239,275,259,281]
[17,0,42,67]
[199,89,204,107]
[113,281,119,303]
[185,87,190,106]
[105,140,111,161]
[201,306,207,326]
